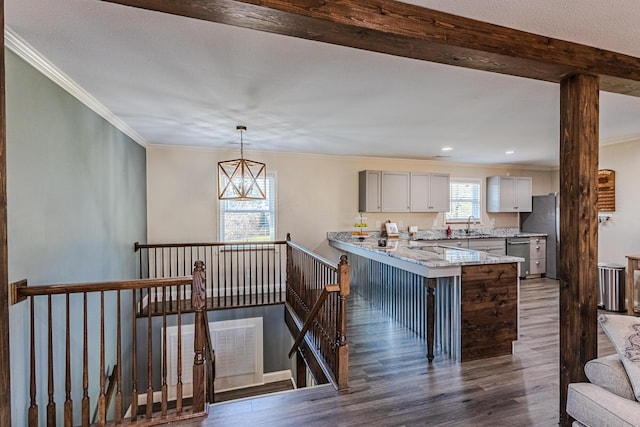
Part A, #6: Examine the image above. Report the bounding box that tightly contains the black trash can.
[598,263,626,312]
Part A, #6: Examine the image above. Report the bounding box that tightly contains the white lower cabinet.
[467,238,506,256]
[434,239,467,248]
[529,237,546,276]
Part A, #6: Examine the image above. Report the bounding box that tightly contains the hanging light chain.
[237,125,247,160]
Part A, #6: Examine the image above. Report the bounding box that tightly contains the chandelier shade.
[218,126,267,200]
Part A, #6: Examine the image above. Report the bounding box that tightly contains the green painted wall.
[5,49,147,425]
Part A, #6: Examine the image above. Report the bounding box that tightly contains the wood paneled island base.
[460,263,518,361]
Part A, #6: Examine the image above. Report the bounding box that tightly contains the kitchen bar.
[328,232,525,362]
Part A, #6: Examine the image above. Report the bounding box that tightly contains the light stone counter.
[328,232,524,279]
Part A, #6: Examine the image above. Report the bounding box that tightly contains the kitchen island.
[328,232,524,362]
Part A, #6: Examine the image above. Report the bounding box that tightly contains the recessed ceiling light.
[441,147,453,152]
[505,150,515,155]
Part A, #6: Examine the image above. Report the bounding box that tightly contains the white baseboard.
[123,369,293,417]
[263,370,292,384]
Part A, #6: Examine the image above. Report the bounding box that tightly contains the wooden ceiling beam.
[102,0,640,96]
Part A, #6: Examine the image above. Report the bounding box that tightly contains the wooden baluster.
[177,247,182,309]
[286,236,292,307]
[167,249,172,310]
[28,297,38,426]
[82,293,89,426]
[260,245,266,304]
[130,290,138,421]
[146,285,153,420]
[253,245,257,305]
[214,246,219,308]
[245,246,250,305]
[239,246,243,306]
[234,246,244,306]
[189,247,194,302]
[152,250,158,311]
[191,261,206,413]
[207,246,213,310]
[181,247,186,309]
[64,294,72,427]
[137,243,144,324]
[136,243,141,278]
[278,245,284,302]
[336,255,350,391]
[98,291,106,425]
[115,290,122,424]
[161,285,168,418]
[221,246,228,307]
[47,295,56,427]
[266,243,271,303]
[176,284,183,415]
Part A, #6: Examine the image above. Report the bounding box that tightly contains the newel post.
[336,255,350,391]
[191,261,207,413]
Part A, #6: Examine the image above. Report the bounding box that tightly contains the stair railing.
[286,237,350,391]
[11,262,211,426]
[134,240,288,314]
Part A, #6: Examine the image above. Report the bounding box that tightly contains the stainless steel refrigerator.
[520,193,559,279]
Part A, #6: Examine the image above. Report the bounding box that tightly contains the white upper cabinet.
[410,172,450,212]
[513,177,533,212]
[359,170,450,213]
[486,176,532,212]
[381,171,411,212]
[359,170,382,212]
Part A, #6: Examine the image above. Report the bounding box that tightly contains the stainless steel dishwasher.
[506,237,530,278]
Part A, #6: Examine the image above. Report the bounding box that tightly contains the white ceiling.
[5,0,640,167]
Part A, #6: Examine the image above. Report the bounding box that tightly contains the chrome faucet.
[466,216,477,234]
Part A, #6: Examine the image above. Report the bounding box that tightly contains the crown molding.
[600,134,640,147]
[4,27,148,148]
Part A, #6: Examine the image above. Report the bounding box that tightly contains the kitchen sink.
[409,245,464,254]
[465,231,493,237]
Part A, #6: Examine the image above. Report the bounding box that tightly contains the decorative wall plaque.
[598,169,615,212]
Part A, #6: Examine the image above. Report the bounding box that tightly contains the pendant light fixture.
[218,125,267,200]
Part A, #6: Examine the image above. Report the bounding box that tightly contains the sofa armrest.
[585,354,636,401]
[568,383,640,427]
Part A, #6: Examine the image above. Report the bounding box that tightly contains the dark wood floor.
[187,278,616,426]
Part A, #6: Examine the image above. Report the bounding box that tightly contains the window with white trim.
[446,178,481,223]
[219,174,276,241]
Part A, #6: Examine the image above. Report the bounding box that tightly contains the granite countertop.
[329,228,546,242]
[328,232,525,271]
